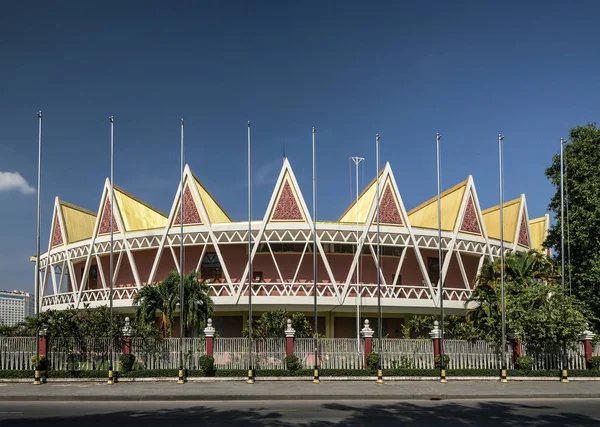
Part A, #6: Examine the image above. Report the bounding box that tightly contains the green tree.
[242,310,313,339]
[545,123,600,327]
[133,270,213,337]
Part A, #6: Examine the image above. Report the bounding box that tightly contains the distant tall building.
[0,290,34,327]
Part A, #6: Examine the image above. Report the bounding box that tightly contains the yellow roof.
[481,197,522,243]
[529,214,549,252]
[60,200,97,243]
[192,173,232,224]
[407,179,467,231]
[113,186,168,232]
[338,168,384,224]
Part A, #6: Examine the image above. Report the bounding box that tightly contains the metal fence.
[444,340,513,370]
[48,338,119,370]
[214,337,250,369]
[594,342,600,357]
[522,342,586,370]
[374,339,433,369]
[130,338,206,370]
[0,337,37,370]
[294,338,363,369]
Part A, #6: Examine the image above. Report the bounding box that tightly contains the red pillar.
[364,336,373,369]
[204,318,216,358]
[580,327,596,368]
[38,336,48,358]
[432,337,440,358]
[429,320,441,359]
[123,336,131,355]
[513,339,522,366]
[285,318,295,357]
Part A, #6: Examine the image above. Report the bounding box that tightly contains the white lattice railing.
[444,340,513,369]
[374,339,433,369]
[0,337,37,370]
[214,337,250,369]
[294,338,363,370]
[594,342,600,357]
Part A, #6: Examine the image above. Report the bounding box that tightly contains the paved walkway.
[1,380,599,401]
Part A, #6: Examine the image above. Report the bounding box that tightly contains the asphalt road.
[1,399,600,426]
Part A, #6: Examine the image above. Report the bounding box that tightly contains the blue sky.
[1,1,599,292]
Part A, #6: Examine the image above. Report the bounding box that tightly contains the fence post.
[579,323,595,368]
[508,332,521,367]
[204,318,215,357]
[429,320,441,359]
[285,318,296,357]
[122,317,132,355]
[360,319,374,369]
[38,327,48,359]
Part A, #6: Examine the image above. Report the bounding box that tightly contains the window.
[427,257,440,284]
[201,252,222,282]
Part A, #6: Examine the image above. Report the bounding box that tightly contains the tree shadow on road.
[2,400,599,426]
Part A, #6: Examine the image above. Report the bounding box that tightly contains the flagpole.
[247,121,254,384]
[350,156,364,348]
[33,111,42,386]
[436,133,447,383]
[107,116,115,385]
[560,138,565,292]
[312,127,320,384]
[375,134,383,384]
[499,133,508,383]
[178,119,185,384]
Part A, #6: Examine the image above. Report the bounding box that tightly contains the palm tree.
[133,270,213,337]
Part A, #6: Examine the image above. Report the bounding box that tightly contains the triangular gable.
[407,179,467,231]
[51,214,64,247]
[373,179,404,226]
[481,197,522,243]
[192,172,232,224]
[60,201,96,244]
[98,198,120,235]
[518,214,530,247]
[529,214,549,253]
[459,193,482,235]
[173,184,203,226]
[338,169,383,224]
[113,187,167,232]
[269,171,305,222]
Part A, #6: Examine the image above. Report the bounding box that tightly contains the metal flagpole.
[498,134,508,383]
[375,134,383,384]
[178,119,185,384]
[565,146,572,296]
[107,116,115,385]
[312,127,320,384]
[436,133,447,383]
[247,121,254,384]
[33,111,42,386]
[350,156,364,348]
[560,138,565,292]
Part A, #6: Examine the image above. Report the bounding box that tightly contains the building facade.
[37,159,549,337]
[0,290,34,326]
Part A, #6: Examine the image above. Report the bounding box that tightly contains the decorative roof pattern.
[51,216,63,247]
[459,195,481,235]
[377,184,403,225]
[174,185,202,225]
[518,214,530,247]
[271,181,303,221]
[98,200,120,235]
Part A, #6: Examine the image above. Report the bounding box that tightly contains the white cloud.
[0,171,35,194]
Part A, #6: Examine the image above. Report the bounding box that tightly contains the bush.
[588,356,600,370]
[366,353,379,371]
[285,355,302,372]
[30,355,48,370]
[434,354,450,369]
[198,355,215,375]
[132,362,145,371]
[119,354,136,373]
[516,356,534,372]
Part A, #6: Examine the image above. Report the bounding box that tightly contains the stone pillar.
[122,317,133,355]
[38,327,48,359]
[579,324,596,368]
[360,319,374,369]
[285,318,296,357]
[429,320,441,358]
[204,318,215,357]
[507,332,521,366]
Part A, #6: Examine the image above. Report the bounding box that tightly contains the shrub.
[119,354,136,373]
[434,354,450,369]
[588,356,600,370]
[516,355,534,372]
[391,355,413,369]
[198,355,215,375]
[285,355,302,372]
[132,362,145,371]
[30,355,48,370]
[366,352,379,371]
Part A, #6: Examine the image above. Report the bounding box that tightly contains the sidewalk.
[1,380,599,401]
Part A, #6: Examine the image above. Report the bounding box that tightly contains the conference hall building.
[37,158,549,338]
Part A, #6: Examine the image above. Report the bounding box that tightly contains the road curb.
[2,392,600,402]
